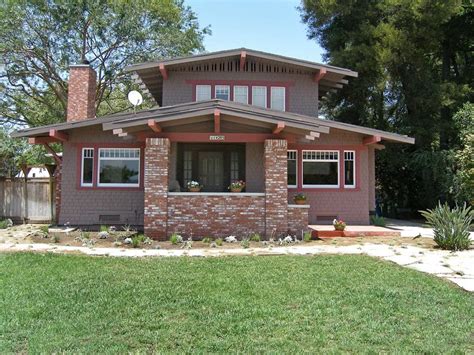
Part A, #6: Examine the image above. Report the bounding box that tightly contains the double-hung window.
[196,85,211,101]
[344,151,356,188]
[271,87,285,111]
[302,150,339,188]
[215,85,230,100]
[233,85,248,104]
[287,150,297,187]
[98,148,140,187]
[81,148,94,187]
[252,86,267,108]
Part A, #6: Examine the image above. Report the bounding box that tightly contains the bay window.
[302,150,339,188]
[271,87,285,111]
[98,148,140,187]
[81,148,94,187]
[344,151,355,188]
[287,150,297,187]
[252,86,267,108]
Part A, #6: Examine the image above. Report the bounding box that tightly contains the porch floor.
[309,225,401,238]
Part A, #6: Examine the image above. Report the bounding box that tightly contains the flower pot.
[230,188,242,193]
[189,187,201,192]
[334,225,346,231]
[294,199,307,205]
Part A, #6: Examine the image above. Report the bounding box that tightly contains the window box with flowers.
[187,181,203,192]
[229,180,245,193]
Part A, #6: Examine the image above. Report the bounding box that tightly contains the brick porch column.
[144,138,170,240]
[264,139,288,238]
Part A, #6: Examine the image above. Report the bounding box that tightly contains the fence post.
[45,164,57,224]
[20,164,31,224]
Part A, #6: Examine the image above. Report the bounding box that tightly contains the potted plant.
[229,180,245,192]
[293,193,307,205]
[333,219,346,231]
[187,181,202,192]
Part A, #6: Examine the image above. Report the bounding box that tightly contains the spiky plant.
[420,203,472,251]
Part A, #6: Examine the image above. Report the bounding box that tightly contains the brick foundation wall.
[144,138,170,239]
[264,139,288,238]
[287,205,310,235]
[167,193,265,239]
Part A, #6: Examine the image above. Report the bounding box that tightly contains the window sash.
[81,148,94,187]
[252,86,267,108]
[215,85,230,100]
[344,150,356,188]
[302,150,339,188]
[97,148,140,187]
[233,85,248,104]
[271,87,285,111]
[287,150,297,187]
[196,85,211,101]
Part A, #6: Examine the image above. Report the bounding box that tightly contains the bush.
[215,238,223,246]
[0,220,9,229]
[370,215,386,227]
[303,231,312,242]
[39,225,49,234]
[51,234,60,243]
[250,233,261,242]
[241,238,250,249]
[420,203,473,251]
[202,237,212,244]
[170,233,182,245]
[100,225,108,232]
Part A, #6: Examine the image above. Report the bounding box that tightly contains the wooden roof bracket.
[148,119,162,133]
[214,109,221,133]
[159,63,168,80]
[363,135,382,145]
[240,51,247,71]
[272,122,285,134]
[314,68,327,83]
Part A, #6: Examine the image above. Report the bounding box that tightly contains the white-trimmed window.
[98,148,140,187]
[215,85,230,100]
[302,150,339,188]
[81,148,94,187]
[252,86,267,108]
[271,87,285,111]
[287,150,297,187]
[233,85,248,104]
[344,151,356,188]
[196,85,211,101]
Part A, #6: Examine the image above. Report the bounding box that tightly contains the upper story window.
[196,85,211,101]
[344,151,356,188]
[252,86,267,108]
[271,87,285,111]
[98,148,140,187]
[233,86,248,104]
[215,85,230,100]
[81,148,94,187]
[287,150,297,187]
[302,150,339,188]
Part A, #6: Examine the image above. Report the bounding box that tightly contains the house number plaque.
[209,135,225,141]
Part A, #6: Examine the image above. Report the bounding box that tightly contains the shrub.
[241,238,250,248]
[420,203,473,251]
[303,231,312,242]
[39,225,49,234]
[131,236,141,248]
[51,234,60,243]
[202,237,212,244]
[0,220,9,229]
[82,232,90,239]
[215,238,223,246]
[100,225,108,232]
[170,233,182,245]
[250,233,261,242]
[370,215,386,227]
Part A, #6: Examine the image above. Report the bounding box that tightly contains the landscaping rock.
[108,226,116,233]
[210,242,217,248]
[225,236,237,243]
[6,219,13,228]
[123,237,132,244]
[98,231,109,239]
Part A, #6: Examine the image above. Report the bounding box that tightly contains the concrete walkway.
[385,218,474,239]
[1,241,472,292]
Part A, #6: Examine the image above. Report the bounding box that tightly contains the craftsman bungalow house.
[12,49,414,239]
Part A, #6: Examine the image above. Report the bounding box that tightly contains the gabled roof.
[12,99,415,144]
[124,48,358,105]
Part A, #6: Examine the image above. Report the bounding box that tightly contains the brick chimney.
[66,63,97,122]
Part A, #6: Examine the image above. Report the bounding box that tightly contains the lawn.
[0,253,473,353]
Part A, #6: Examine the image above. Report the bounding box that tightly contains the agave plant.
[420,203,473,251]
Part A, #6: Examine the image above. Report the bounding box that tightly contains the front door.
[199,152,224,192]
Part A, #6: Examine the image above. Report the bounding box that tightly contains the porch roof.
[11,99,415,144]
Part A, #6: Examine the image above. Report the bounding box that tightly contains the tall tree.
[0,0,209,127]
[300,0,473,213]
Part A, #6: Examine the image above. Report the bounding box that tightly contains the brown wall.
[163,71,319,117]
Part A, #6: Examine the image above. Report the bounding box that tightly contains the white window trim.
[287,149,298,188]
[214,85,230,100]
[344,150,356,189]
[81,147,94,187]
[233,85,248,104]
[97,148,140,188]
[252,86,267,108]
[302,150,340,188]
[196,85,211,101]
[270,86,286,111]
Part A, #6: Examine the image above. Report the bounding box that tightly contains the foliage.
[51,234,60,244]
[186,181,202,190]
[0,0,209,127]
[215,238,223,246]
[240,238,250,249]
[300,1,473,214]
[169,233,182,245]
[99,225,108,233]
[229,180,245,190]
[202,237,212,244]
[333,219,346,231]
[39,225,49,234]
[293,193,306,201]
[420,203,472,251]
[303,231,312,242]
[0,220,8,229]
[370,215,386,227]
[250,233,261,242]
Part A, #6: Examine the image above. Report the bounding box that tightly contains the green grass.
[0,253,473,353]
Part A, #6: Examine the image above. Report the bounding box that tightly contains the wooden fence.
[0,178,55,223]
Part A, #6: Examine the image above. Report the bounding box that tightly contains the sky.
[185,0,325,63]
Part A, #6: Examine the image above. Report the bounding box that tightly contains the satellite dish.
[128,90,143,107]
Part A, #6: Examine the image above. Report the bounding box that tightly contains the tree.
[300,0,473,214]
[0,0,209,127]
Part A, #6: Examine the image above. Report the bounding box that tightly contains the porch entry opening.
[177,143,245,192]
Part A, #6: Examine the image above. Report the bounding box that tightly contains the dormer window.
[196,85,211,101]
[215,85,230,100]
[252,86,267,108]
[271,87,285,111]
